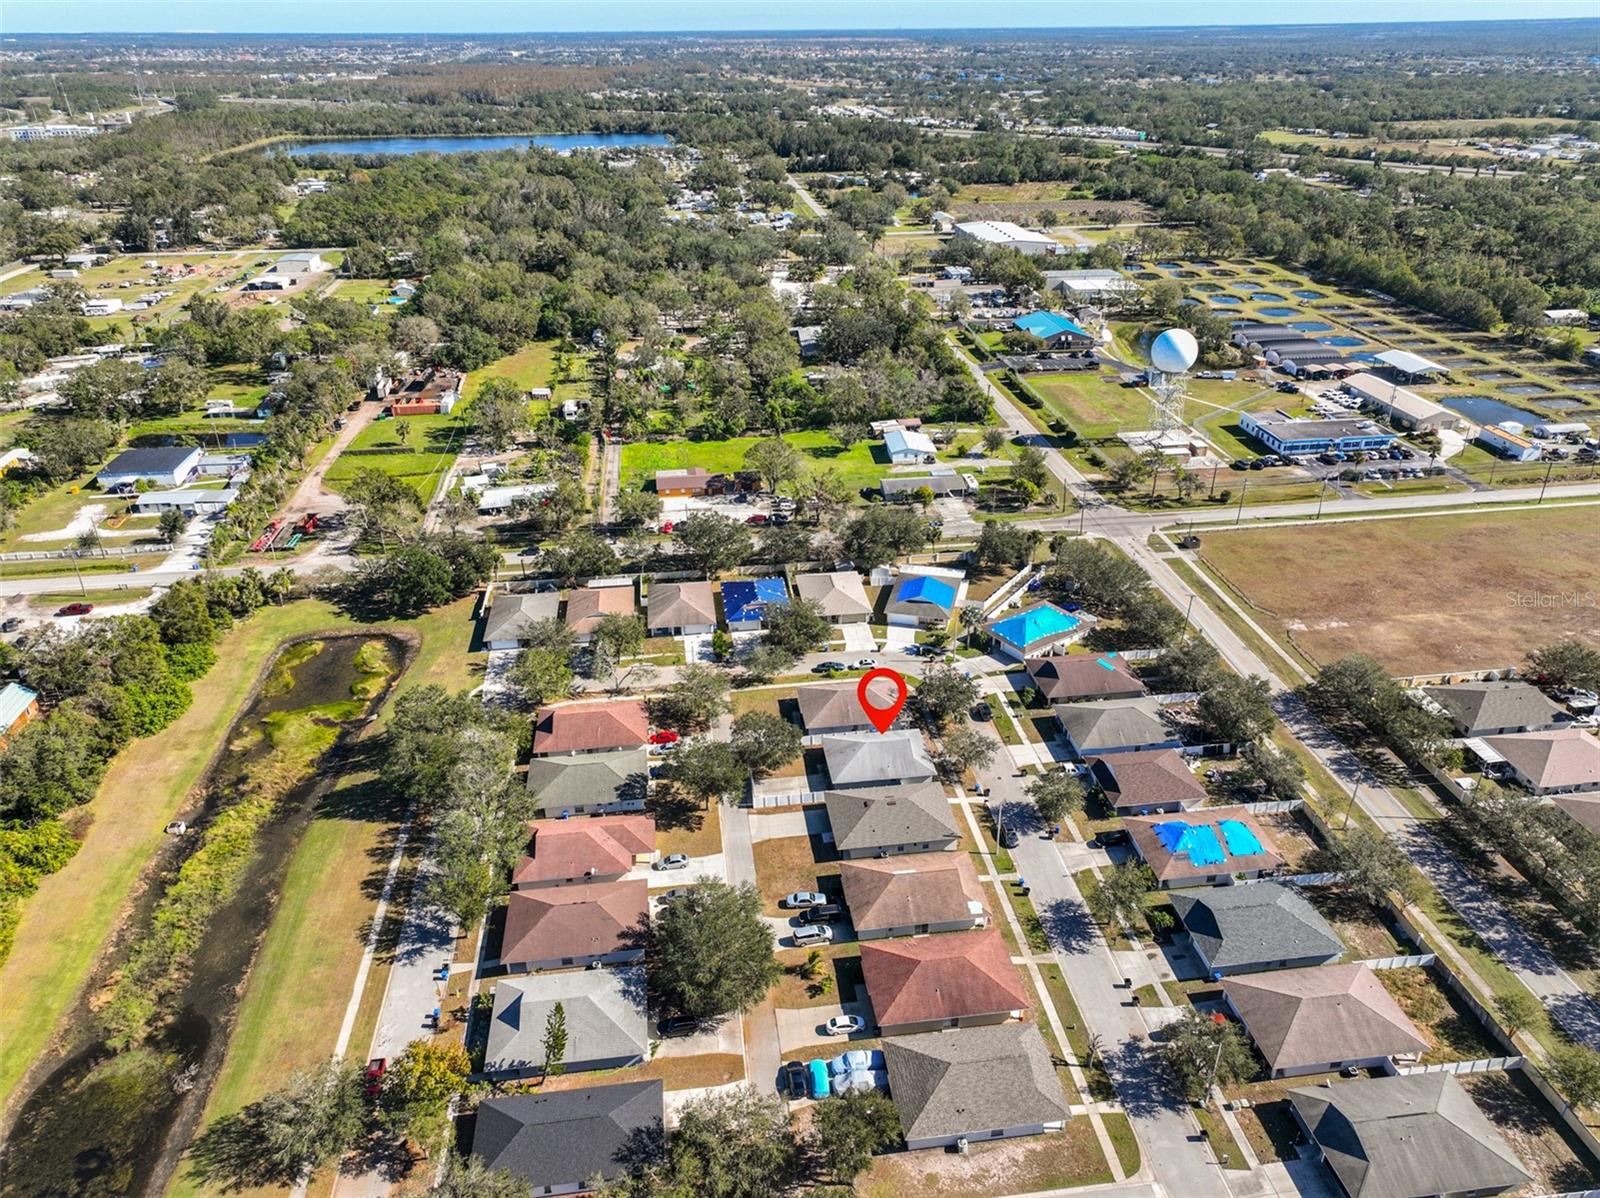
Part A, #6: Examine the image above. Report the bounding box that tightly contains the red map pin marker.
[856,668,908,735]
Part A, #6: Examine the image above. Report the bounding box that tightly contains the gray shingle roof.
[797,677,901,732]
[646,581,717,629]
[1424,681,1564,734]
[883,1024,1070,1143]
[525,747,648,812]
[1289,1073,1529,1198]
[1055,698,1174,754]
[1170,883,1342,973]
[821,730,936,787]
[824,782,958,853]
[483,591,561,644]
[484,969,648,1076]
[472,1080,663,1188]
[793,571,874,618]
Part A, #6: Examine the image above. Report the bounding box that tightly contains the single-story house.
[821,731,938,790]
[270,251,328,274]
[498,880,648,972]
[884,426,938,464]
[984,602,1093,661]
[525,748,649,816]
[824,782,959,858]
[484,591,562,650]
[1170,882,1343,977]
[1483,728,1600,796]
[1125,806,1284,888]
[564,585,637,643]
[1224,963,1427,1078]
[860,929,1029,1035]
[129,486,239,514]
[531,700,650,757]
[1544,308,1589,327]
[646,581,717,637]
[840,852,988,939]
[1423,681,1566,737]
[1012,309,1093,350]
[881,472,977,501]
[512,815,655,889]
[881,1024,1070,1151]
[798,677,903,735]
[95,446,202,489]
[0,447,36,474]
[1026,653,1147,703]
[794,571,874,623]
[720,576,789,630]
[1089,749,1207,815]
[1288,1073,1530,1198]
[654,467,711,496]
[1055,698,1179,758]
[471,1081,664,1196]
[885,574,957,628]
[478,483,556,514]
[0,683,40,746]
[484,968,649,1078]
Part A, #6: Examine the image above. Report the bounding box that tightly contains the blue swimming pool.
[1320,336,1367,347]
[1290,321,1333,332]
[1258,306,1299,317]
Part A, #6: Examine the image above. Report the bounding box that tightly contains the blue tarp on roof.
[1153,821,1226,868]
[990,602,1082,649]
[1219,819,1264,857]
[892,574,956,613]
[1014,310,1091,341]
[721,576,789,624]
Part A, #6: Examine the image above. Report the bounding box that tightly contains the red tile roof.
[513,815,656,887]
[531,700,650,755]
[500,880,648,967]
[860,929,1028,1027]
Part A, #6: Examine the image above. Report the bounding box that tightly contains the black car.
[658,1015,700,1038]
[781,1060,809,1098]
[796,903,845,926]
[1092,829,1130,848]
[971,702,993,722]
[999,825,1021,849]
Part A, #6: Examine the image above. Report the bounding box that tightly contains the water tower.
[1147,327,1198,433]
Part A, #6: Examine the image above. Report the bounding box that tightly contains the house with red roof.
[512,815,655,889]
[531,699,650,757]
[859,928,1029,1035]
[498,880,649,972]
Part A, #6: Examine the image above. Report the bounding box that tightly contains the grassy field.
[462,340,589,415]
[0,596,482,1111]
[1197,505,1600,675]
[324,407,472,504]
[621,429,896,492]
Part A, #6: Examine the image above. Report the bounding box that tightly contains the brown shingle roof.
[1484,729,1600,792]
[513,815,656,887]
[840,853,988,933]
[1125,805,1283,884]
[646,581,716,630]
[793,571,874,619]
[564,586,637,636]
[500,880,648,967]
[531,700,650,756]
[1027,653,1146,702]
[1089,749,1206,811]
[860,929,1028,1026]
[797,677,901,731]
[1224,964,1427,1072]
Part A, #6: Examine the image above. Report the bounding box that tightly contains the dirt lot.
[1459,1070,1600,1196]
[857,1119,1109,1198]
[1198,506,1600,675]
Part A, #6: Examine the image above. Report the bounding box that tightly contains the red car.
[55,602,93,617]
[659,520,674,534]
[364,1058,387,1097]
[649,729,680,746]
[745,513,768,526]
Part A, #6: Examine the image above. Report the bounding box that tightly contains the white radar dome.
[1149,328,1199,375]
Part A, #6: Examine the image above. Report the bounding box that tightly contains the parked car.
[164,820,187,835]
[658,520,674,534]
[1092,829,1131,848]
[783,891,827,909]
[771,512,791,525]
[55,602,93,617]
[658,1015,700,1039]
[649,729,681,745]
[825,1014,865,1036]
[0,617,22,633]
[656,887,693,903]
[813,661,847,674]
[999,825,1020,849]
[654,853,689,871]
[796,903,845,925]
[851,658,877,670]
[782,1059,809,1098]
[745,513,769,526]
[792,924,834,946]
[972,702,993,721]
[364,1058,387,1097]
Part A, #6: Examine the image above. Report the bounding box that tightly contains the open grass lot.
[1303,886,1409,961]
[1197,505,1600,675]
[771,941,864,1009]
[0,596,482,1116]
[856,1120,1110,1198]
[1374,966,1506,1064]
[325,405,472,504]
[621,429,896,493]
[329,277,402,308]
[3,251,261,334]
[462,340,588,415]
[1459,1070,1600,1196]
[751,833,841,917]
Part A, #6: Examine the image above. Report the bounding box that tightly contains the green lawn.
[332,278,402,307]
[462,340,588,415]
[324,407,473,504]
[1023,373,1152,439]
[621,429,896,492]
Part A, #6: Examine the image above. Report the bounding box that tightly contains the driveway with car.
[773,1001,874,1053]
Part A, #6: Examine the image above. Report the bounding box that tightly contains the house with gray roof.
[1484,728,1600,797]
[821,730,937,789]
[794,571,874,623]
[483,591,563,650]
[1423,681,1566,736]
[1055,697,1179,759]
[471,1080,664,1195]
[525,747,648,816]
[1170,882,1343,977]
[882,1024,1071,1151]
[1223,963,1426,1078]
[1288,1073,1529,1198]
[484,969,648,1079]
[646,581,717,636]
[798,677,902,734]
[824,782,959,859]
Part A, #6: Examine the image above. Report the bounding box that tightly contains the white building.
[1544,308,1589,327]
[953,220,1060,257]
[269,252,329,275]
[1477,423,1542,462]
[1342,373,1458,432]
[8,124,99,141]
[884,426,938,464]
[82,298,123,317]
[1043,269,1140,302]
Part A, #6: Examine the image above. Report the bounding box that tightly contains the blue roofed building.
[984,602,1094,661]
[720,576,789,630]
[1125,805,1285,888]
[1239,410,1395,457]
[886,574,959,628]
[1012,310,1094,350]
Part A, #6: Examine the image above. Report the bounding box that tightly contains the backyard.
[621,429,900,493]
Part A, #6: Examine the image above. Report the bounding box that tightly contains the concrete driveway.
[653,1011,744,1060]
[749,807,830,843]
[880,624,915,651]
[774,1000,873,1053]
[644,851,725,889]
[839,623,876,653]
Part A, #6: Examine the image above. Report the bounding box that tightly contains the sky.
[1,0,1593,35]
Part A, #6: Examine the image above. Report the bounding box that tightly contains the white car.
[825,1014,865,1036]
[851,658,877,670]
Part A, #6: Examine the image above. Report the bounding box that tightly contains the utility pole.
[1182,592,1197,633]
[1539,458,1554,504]
[1342,781,1361,830]
[1234,477,1247,525]
[1209,460,1219,498]
[1315,477,1328,520]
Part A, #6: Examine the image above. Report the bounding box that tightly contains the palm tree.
[958,603,987,648]
[267,568,296,604]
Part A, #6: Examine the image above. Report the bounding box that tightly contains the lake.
[282,132,671,157]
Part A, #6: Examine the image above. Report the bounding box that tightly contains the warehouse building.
[1342,373,1458,431]
[952,220,1061,257]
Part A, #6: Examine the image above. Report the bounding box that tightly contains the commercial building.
[95,446,202,489]
[860,929,1029,1035]
[1342,373,1458,432]
[524,748,648,816]
[880,471,977,501]
[1224,964,1426,1078]
[483,969,648,1078]
[1371,348,1448,382]
[1125,806,1284,888]
[645,581,717,636]
[884,426,938,464]
[654,467,711,496]
[1170,883,1343,977]
[984,602,1092,661]
[839,852,988,939]
[471,1081,664,1195]
[1239,410,1396,456]
[1011,310,1093,350]
[952,219,1061,257]
[269,251,329,274]
[1043,268,1140,302]
[823,781,958,857]
[1476,422,1542,462]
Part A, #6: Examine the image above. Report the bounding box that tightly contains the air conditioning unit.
[955,1137,970,1155]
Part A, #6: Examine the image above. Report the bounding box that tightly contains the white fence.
[747,789,824,810]
[1360,953,1438,970]
[979,565,1037,617]
[1237,799,1306,815]
[0,543,168,560]
[1395,1056,1523,1076]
